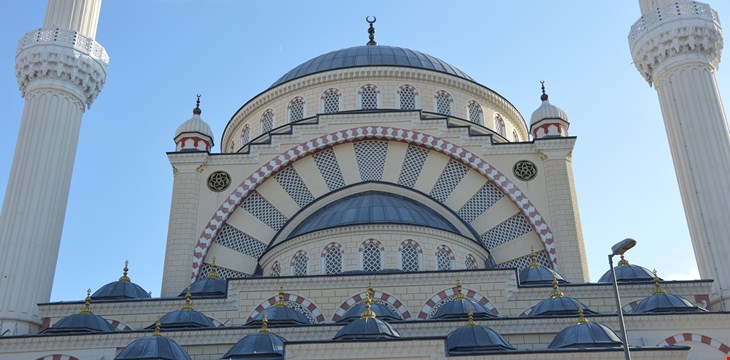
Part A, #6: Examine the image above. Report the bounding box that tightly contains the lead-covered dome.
[446,318,515,355]
[270,45,472,88]
[548,312,622,350]
[92,262,151,301]
[598,256,656,283]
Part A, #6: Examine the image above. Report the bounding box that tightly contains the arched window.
[359,84,380,110]
[271,261,281,277]
[360,240,382,272]
[436,245,454,271]
[494,114,506,137]
[321,88,341,113]
[291,251,308,276]
[288,97,305,123]
[260,109,274,135]
[513,129,519,142]
[400,240,422,272]
[322,242,343,275]
[435,90,453,115]
[465,255,478,270]
[241,124,250,145]
[398,85,418,110]
[467,101,484,125]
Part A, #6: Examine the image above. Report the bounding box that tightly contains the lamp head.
[611,238,636,256]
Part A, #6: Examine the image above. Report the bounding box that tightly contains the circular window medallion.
[513,160,537,181]
[207,171,231,192]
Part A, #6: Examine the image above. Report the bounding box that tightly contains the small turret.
[530,82,569,139]
[174,95,214,152]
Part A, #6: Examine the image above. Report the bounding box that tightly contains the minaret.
[0,0,108,335]
[629,0,730,310]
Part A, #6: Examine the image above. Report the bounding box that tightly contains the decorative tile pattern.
[198,263,248,280]
[430,159,469,202]
[495,250,550,271]
[248,293,325,324]
[354,140,388,181]
[241,192,288,231]
[457,182,504,223]
[191,127,557,280]
[397,145,428,188]
[214,224,267,259]
[313,148,345,191]
[480,213,533,250]
[274,166,314,208]
[333,290,411,321]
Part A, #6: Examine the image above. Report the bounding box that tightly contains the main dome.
[270,45,473,88]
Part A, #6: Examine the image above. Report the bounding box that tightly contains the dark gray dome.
[289,191,459,239]
[519,266,567,285]
[598,258,656,283]
[631,292,706,314]
[548,321,623,349]
[92,281,151,300]
[270,45,472,88]
[151,309,216,329]
[221,331,286,360]
[338,302,403,323]
[333,317,401,341]
[42,313,115,334]
[432,298,496,320]
[115,335,191,360]
[179,277,227,298]
[529,296,596,317]
[446,324,516,355]
[247,306,309,326]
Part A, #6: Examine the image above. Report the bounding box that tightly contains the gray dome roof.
[42,313,115,334]
[338,302,403,323]
[433,298,496,320]
[598,258,657,283]
[222,331,286,360]
[152,309,215,329]
[446,324,516,355]
[289,191,459,239]
[529,296,597,317]
[270,45,472,88]
[115,335,191,360]
[631,292,706,314]
[248,306,310,326]
[92,281,151,300]
[179,277,227,298]
[333,317,401,341]
[519,266,567,285]
[548,321,623,349]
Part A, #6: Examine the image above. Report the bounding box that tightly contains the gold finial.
[652,270,665,295]
[80,289,93,314]
[152,318,162,336]
[466,304,476,326]
[550,272,564,298]
[366,16,377,46]
[529,248,539,268]
[119,260,130,282]
[618,255,629,266]
[577,308,587,324]
[207,257,219,278]
[454,275,466,300]
[361,287,376,319]
[181,286,194,310]
[275,287,286,307]
[259,310,270,333]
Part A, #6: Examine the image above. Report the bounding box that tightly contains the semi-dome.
[115,324,191,360]
[446,316,515,355]
[288,191,459,239]
[518,250,567,285]
[548,312,622,349]
[222,320,286,360]
[598,256,656,283]
[42,290,115,334]
[92,262,151,300]
[270,45,472,89]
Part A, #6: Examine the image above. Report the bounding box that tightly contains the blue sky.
[2,1,728,301]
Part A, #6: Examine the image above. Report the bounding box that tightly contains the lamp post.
[609,238,636,360]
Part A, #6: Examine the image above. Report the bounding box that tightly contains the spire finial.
[207,256,219,278]
[182,286,194,310]
[259,310,270,333]
[652,269,665,295]
[366,16,377,46]
[529,248,539,268]
[193,94,202,115]
[618,254,629,266]
[454,275,466,300]
[550,272,564,298]
[275,286,286,307]
[577,308,587,324]
[361,284,376,319]
[540,81,548,101]
[80,288,93,314]
[119,260,130,282]
[152,318,162,336]
[466,304,476,326]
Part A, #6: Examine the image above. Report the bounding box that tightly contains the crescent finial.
[366,16,376,24]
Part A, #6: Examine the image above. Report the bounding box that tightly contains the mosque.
[1,0,730,359]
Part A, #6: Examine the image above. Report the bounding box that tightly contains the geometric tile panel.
[397,145,429,188]
[214,224,267,259]
[198,262,249,280]
[274,166,315,208]
[287,302,317,324]
[313,148,346,191]
[241,191,288,231]
[457,181,504,223]
[480,213,533,250]
[429,159,469,202]
[495,249,550,271]
[353,140,388,182]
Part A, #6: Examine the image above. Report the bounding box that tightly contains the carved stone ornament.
[513,160,537,181]
[207,171,232,192]
[15,28,109,107]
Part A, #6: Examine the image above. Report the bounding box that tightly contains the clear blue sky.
[2,1,729,301]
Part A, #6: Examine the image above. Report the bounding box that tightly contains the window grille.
[465,255,478,270]
[398,85,417,110]
[401,243,420,272]
[271,261,281,277]
[288,97,305,122]
[436,246,453,271]
[359,85,379,110]
[495,114,506,137]
[435,90,453,115]
[292,253,308,276]
[468,101,483,125]
[321,89,341,113]
[362,243,382,272]
[324,246,343,275]
[513,130,519,142]
[260,109,274,134]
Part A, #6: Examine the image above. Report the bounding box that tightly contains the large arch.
[658,333,730,354]
[191,126,555,279]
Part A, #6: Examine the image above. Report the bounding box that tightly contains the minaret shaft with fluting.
[630,0,730,310]
[0,0,107,335]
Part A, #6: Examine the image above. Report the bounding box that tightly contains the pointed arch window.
[436,245,455,271]
[321,88,342,113]
[271,261,281,277]
[322,242,343,275]
[400,240,422,272]
[359,84,380,110]
[494,114,506,137]
[288,97,305,123]
[360,240,383,272]
[291,251,308,276]
[435,90,453,115]
[398,85,418,110]
[260,109,274,135]
[241,124,250,146]
[465,255,478,270]
[467,100,484,125]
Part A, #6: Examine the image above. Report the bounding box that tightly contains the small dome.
[152,309,215,329]
[518,251,567,285]
[598,256,656,283]
[529,277,596,317]
[333,317,401,341]
[433,298,495,320]
[92,262,151,300]
[174,97,214,152]
[115,335,192,360]
[548,320,622,349]
[247,289,309,326]
[180,261,227,298]
[175,113,213,140]
[631,278,706,314]
[338,302,403,323]
[446,323,516,355]
[42,313,115,334]
[530,92,568,126]
[221,331,286,360]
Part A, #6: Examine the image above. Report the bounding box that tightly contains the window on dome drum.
[359,84,379,110]
[401,243,421,272]
[241,124,250,146]
[292,252,308,276]
[323,245,343,275]
[260,109,274,135]
[321,88,341,113]
[288,97,305,123]
[398,85,418,110]
[271,261,281,277]
[467,100,483,125]
[436,246,454,271]
[512,129,519,142]
[465,255,478,270]
[494,114,506,137]
[361,242,382,272]
[435,90,453,115]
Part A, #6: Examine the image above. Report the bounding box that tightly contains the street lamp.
[609,238,636,360]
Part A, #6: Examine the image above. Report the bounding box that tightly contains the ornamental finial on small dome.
[193,94,201,115]
[577,308,587,324]
[152,318,162,336]
[366,16,377,46]
[182,286,194,310]
[119,260,130,282]
[275,287,286,307]
[652,270,665,295]
[454,275,466,300]
[550,272,564,298]
[207,257,219,279]
[361,285,376,319]
[80,288,93,314]
[259,310,270,333]
[540,80,548,101]
[466,304,476,326]
[529,248,539,268]
[618,255,629,266]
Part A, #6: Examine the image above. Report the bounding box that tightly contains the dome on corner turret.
[174,96,214,152]
[530,83,569,139]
